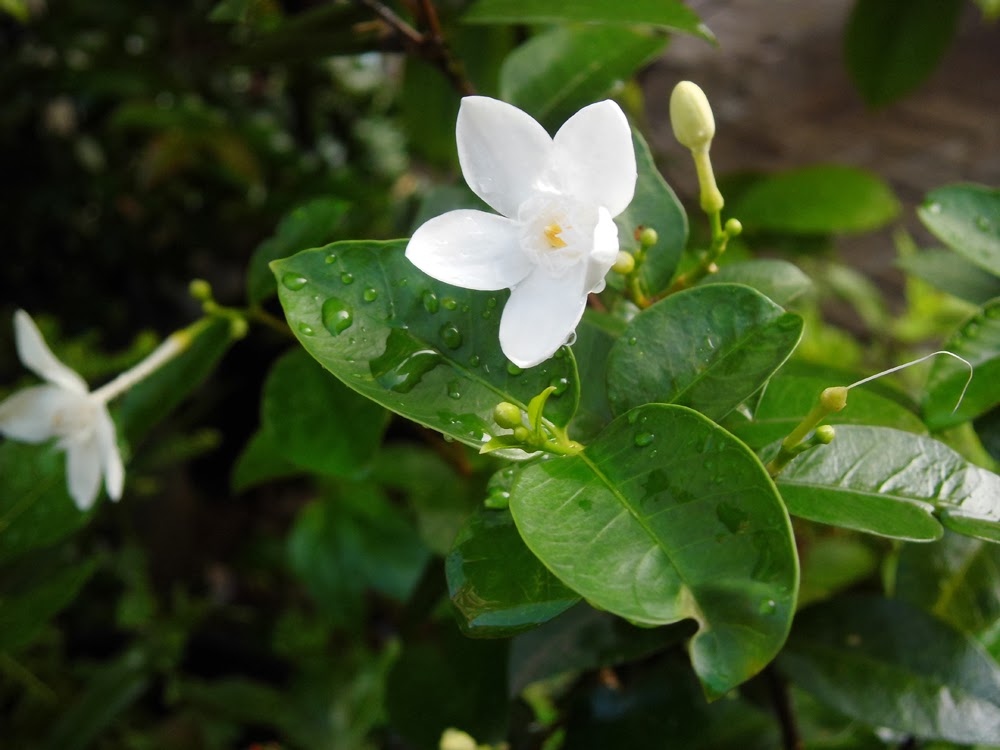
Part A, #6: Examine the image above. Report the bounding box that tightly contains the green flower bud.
[612,250,635,275]
[814,425,836,444]
[670,81,715,151]
[513,426,532,443]
[820,386,849,412]
[724,218,743,237]
[493,402,523,430]
[638,226,659,247]
[189,278,213,302]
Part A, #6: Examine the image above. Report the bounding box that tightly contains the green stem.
[765,388,847,477]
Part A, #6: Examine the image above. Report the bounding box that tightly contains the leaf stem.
[765,387,845,477]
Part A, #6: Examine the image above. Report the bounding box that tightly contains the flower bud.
[820,386,849,413]
[493,402,523,430]
[814,425,836,444]
[189,278,213,302]
[612,251,635,275]
[638,226,658,248]
[439,729,478,750]
[724,218,743,237]
[670,81,715,151]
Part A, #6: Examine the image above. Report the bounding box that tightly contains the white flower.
[0,310,123,510]
[406,96,637,368]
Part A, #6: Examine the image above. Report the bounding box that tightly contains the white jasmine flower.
[406,96,637,368]
[0,310,183,511]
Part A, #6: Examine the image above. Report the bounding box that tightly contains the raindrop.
[627,336,638,346]
[370,329,442,393]
[440,323,463,349]
[281,273,307,291]
[487,297,498,309]
[758,599,777,615]
[461,303,471,313]
[549,377,569,395]
[321,297,353,336]
[564,331,577,346]
[468,354,481,367]
[297,323,315,336]
[325,253,337,264]
[442,297,458,311]
[363,287,378,302]
[507,363,523,376]
[447,380,462,400]
[634,432,654,447]
[422,290,440,313]
[481,309,492,320]
[340,272,354,285]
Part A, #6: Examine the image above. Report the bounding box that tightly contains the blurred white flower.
[406,96,637,368]
[0,310,122,510]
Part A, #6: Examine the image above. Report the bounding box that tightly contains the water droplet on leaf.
[297,323,315,336]
[281,273,307,291]
[363,287,378,302]
[447,380,462,400]
[634,432,654,447]
[321,297,353,336]
[442,297,458,311]
[440,323,463,350]
[507,363,523,376]
[422,291,439,313]
[340,272,354,285]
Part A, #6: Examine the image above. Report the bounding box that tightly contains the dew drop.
[627,336,638,346]
[549,377,569,395]
[487,296,498,309]
[422,290,440,313]
[370,329,442,393]
[281,273,307,291]
[440,323,463,350]
[507,363,523,376]
[468,354,481,367]
[442,297,458,311]
[481,309,492,320]
[324,253,337,264]
[758,599,777,615]
[363,287,378,302]
[340,272,354,285]
[634,432,654,447]
[321,297,353,336]
[447,380,462,400]
[461,303,471,313]
[297,322,315,336]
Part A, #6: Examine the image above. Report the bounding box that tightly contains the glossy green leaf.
[247,197,348,305]
[918,184,1000,277]
[508,603,691,696]
[273,240,580,448]
[510,404,798,697]
[262,348,388,478]
[923,298,1000,430]
[699,259,813,309]
[0,442,93,564]
[733,166,900,235]
[777,425,1000,542]
[0,556,97,652]
[897,248,1000,306]
[500,26,667,131]
[116,316,234,447]
[446,507,579,637]
[565,660,778,749]
[607,284,803,421]
[288,483,430,625]
[780,595,1000,744]
[896,532,1000,649]
[569,311,622,441]
[845,0,963,107]
[463,0,714,41]
[617,128,688,296]
[728,373,926,450]
[230,426,300,492]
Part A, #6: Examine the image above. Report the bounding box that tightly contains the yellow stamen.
[544,223,567,248]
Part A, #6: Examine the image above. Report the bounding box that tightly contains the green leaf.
[732,166,900,235]
[288,483,430,624]
[0,555,97,652]
[780,595,1000,744]
[510,404,798,697]
[776,425,1000,542]
[230,427,301,492]
[262,348,388,478]
[0,442,93,564]
[273,240,580,448]
[463,0,714,41]
[699,259,813,309]
[44,649,152,750]
[727,372,926,450]
[247,197,349,305]
[500,25,667,131]
[508,603,691,696]
[446,506,579,637]
[918,184,1000,277]
[617,128,688,296]
[897,248,1000,306]
[209,0,283,29]
[923,298,1000,430]
[569,311,622,441]
[116,316,234,447]
[896,532,1000,650]
[0,0,28,23]
[798,537,878,609]
[844,0,963,107]
[229,3,382,63]
[976,406,1000,464]
[607,284,803,421]
[977,0,1000,20]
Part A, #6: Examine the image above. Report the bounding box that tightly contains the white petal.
[0,385,77,443]
[585,207,620,292]
[14,310,88,394]
[65,434,103,511]
[407,210,533,291]
[95,407,124,501]
[457,97,552,218]
[499,265,589,368]
[551,101,637,217]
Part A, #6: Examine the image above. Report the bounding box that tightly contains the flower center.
[518,194,596,277]
[544,224,568,248]
[51,397,100,442]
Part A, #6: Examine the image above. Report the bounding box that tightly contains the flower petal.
[65,434,102,511]
[499,265,588,368]
[95,407,124,501]
[585,207,620,293]
[407,210,533,291]
[0,385,78,443]
[14,310,88,394]
[551,101,637,218]
[457,97,552,218]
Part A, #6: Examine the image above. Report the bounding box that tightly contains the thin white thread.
[846,350,973,414]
